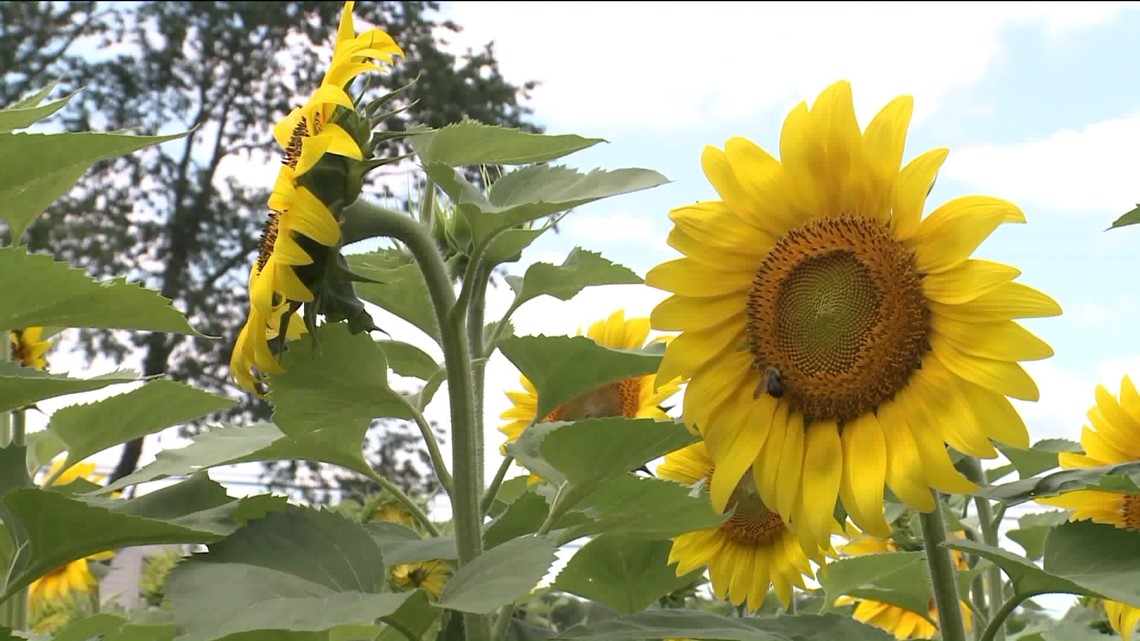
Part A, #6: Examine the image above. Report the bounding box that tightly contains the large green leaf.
[1043,520,1140,606]
[554,610,895,640]
[437,534,557,614]
[0,362,136,413]
[8,82,58,109]
[49,380,234,474]
[0,89,79,132]
[1109,204,1140,230]
[819,552,933,623]
[1007,511,1071,561]
[484,490,565,549]
[998,439,1081,479]
[946,540,1090,597]
[980,460,1140,504]
[0,248,197,333]
[0,474,267,599]
[508,417,695,491]
[507,248,642,309]
[553,535,703,614]
[167,506,410,641]
[411,121,604,166]
[376,591,439,641]
[104,422,375,493]
[558,475,725,543]
[426,163,668,246]
[498,335,664,421]
[272,323,412,443]
[375,340,438,380]
[348,249,440,342]
[0,130,187,241]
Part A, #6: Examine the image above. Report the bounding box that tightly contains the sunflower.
[370,500,417,528]
[1106,599,1140,641]
[229,1,403,394]
[10,327,51,370]
[391,560,450,599]
[499,310,683,476]
[659,439,823,610]
[29,459,115,614]
[646,80,1059,551]
[1036,375,1140,529]
[834,529,972,640]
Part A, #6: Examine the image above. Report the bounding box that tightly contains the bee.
[753,366,785,400]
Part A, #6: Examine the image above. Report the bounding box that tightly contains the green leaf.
[348,249,440,342]
[411,121,605,166]
[819,552,933,623]
[9,81,59,109]
[946,540,1090,597]
[1043,520,1140,606]
[377,591,440,641]
[0,89,79,132]
[1109,204,1140,230]
[273,323,412,443]
[0,474,258,599]
[1007,511,1071,561]
[554,610,895,640]
[508,418,695,492]
[49,380,234,474]
[509,248,642,309]
[554,535,703,614]
[0,130,187,241]
[0,362,136,413]
[484,490,562,549]
[167,506,410,641]
[0,247,198,333]
[483,226,548,267]
[498,335,664,422]
[376,340,438,380]
[426,163,668,246]
[998,439,1082,479]
[25,428,66,477]
[104,422,375,493]
[558,475,725,542]
[438,534,557,614]
[385,535,459,565]
[979,460,1140,505]
[51,613,130,641]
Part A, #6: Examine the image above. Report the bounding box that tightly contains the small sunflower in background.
[1105,599,1140,641]
[834,528,972,640]
[658,439,824,611]
[647,79,1059,552]
[499,310,683,478]
[370,500,417,529]
[391,560,450,600]
[10,327,51,370]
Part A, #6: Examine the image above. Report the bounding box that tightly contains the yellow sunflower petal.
[932,316,1053,362]
[646,258,754,298]
[932,281,1061,322]
[931,333,1039,401]
[911,196,1025,274]
[890,147,949,239]
[1091,384,1140,458]
[800,419,843,549]
[288,186,342,247]
[707,398,770,513]
[840,411,890,537]
[897,390,978,494]
[921,259,1021,305]
[877,399,935,512]
[957,379,1029,448]
[775,410,806,521]
[861,95,913,208]
[295,123,363,176]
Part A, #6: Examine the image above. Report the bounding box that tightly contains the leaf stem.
[919,492,969,641]
[980,592,1042,641]
[395,395,453,496]
[481,455,515,515]
[963,457,1005,637]
[483,300,520,359]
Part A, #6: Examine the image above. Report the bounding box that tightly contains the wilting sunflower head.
[647,80,1060,550]
[1036,374,1140,530]
[391,559,450,600]
[10,327,51,370]
[498,310,683,477]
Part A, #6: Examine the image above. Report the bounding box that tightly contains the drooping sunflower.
[1105,599,1140,641]
[230,1,404,394]
[29,459,115,613]
[370,500,417,528]
[660,439,823,610]
[1036,375,1140,528]
[646,80,1059,550]
[499,310,683,471]
[834,529,972,640]
[10,327,51,370]
[391,560,450,599]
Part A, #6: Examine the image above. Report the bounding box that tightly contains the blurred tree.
[0,1,538,498]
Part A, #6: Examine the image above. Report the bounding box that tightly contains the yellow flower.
[1036,375,1140,530]
[499,310,683,478]
[659,439,823,610]
[10,327,51,370]
[1106,599,1140,641]
[391,560,449,599]
[834,530,972,640]
[29,458,115,613]
[230,0,402,394]
[646,80,1059,552]
[371,501,417,528]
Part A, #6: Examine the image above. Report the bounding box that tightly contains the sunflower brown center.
[541,379,642,423]
[746,215,930,422]
[408,567,428,586]
[1122,494,1140,531]
[720,472,784,546]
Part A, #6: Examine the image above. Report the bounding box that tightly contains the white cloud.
[558,209,667,249]
[440,1,1127,129]
[941,112,1140,214]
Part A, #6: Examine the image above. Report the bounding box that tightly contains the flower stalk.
[920,492,969,641]
[962,456,1005,637]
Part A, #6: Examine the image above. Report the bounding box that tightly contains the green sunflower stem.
[364,469,440,538]
[465,265,489,505]
[481,455,514,515]
[980,592,1041,641]
[395,396,452,497]
[962,457,1005,638]
[920,492,969,641]
[346,200,490,641]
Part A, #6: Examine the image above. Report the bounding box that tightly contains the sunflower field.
[2,2,1140,640]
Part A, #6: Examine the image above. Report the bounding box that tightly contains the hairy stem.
[481,455,515,515]
[920,492,968,641]
[466,267,489,506]
[395,396,452,497]
[962,457,1005,638]
[980,592,1042,641]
